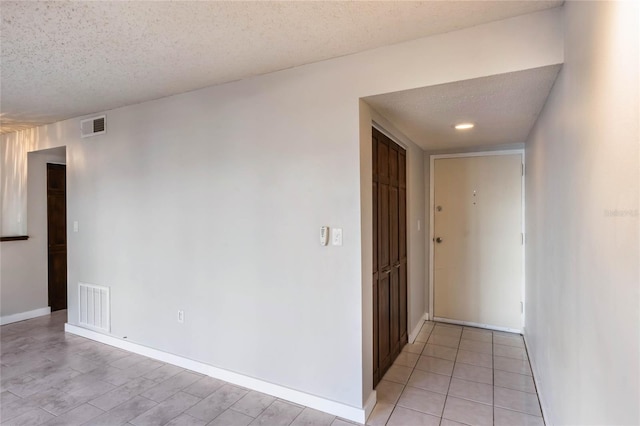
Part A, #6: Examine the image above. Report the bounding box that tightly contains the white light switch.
[73,221,79,232]
[332,228,343,246]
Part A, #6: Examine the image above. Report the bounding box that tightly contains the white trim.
[429,150,525,329]
[408,314,424,343]
[64,324,367,423]
[1,307,51,325]
[372,121,409,150]
[364,390,377,422]
[433,316,521,334]
[523,331,552,426]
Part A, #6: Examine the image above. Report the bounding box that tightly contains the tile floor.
[0,311,358,426]
[368,321,544,426]
[0,312,544,426]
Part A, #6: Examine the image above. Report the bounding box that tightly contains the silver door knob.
[435,237,443,243]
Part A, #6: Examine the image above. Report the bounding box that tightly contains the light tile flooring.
[0,311,358,426]
[368,321,544,426]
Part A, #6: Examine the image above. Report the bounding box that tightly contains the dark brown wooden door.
[47,163,67,311]
[372,128,407,387]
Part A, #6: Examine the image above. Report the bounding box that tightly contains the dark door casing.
[47,163,67,311]
[372,128,408,387]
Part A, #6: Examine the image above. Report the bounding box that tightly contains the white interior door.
[432,153,523,331]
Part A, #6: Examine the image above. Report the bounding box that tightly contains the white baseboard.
[433,316,521,334]
[523,330,552,426]
[65,324,366,424]
[408,312,429,343]
[1,307,51,325]
[364,390,377,422]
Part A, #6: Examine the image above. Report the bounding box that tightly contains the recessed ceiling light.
[454,123,474,130]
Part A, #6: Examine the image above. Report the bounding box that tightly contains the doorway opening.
[47,162,67,311]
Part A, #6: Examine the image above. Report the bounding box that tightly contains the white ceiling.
[0,1,562,134]
[365,65,562,151]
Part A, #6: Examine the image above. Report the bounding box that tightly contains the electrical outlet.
[177,310,184,323]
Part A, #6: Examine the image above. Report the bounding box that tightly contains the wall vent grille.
[78,283,110,332]
[80,115,106,138]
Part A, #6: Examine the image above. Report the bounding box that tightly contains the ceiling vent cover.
[81,115,106,138]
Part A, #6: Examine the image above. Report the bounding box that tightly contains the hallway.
[368,321,543,426]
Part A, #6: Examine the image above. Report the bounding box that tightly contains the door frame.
[428,149,525,332]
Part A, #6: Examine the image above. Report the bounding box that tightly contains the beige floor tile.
[386,406,440,426]
[459,339,493,355]
[375,380,404,404]
[494,356,532,376]
[461,329,493,343]
[493,334,525,348]
[440,418,469,426]
[427,334,460,349]
[452,363,493,385]
[382,364,413,384]
[494,344,528,360]
[366,402,394,426]
[290,407,336,426]
[331,419,359,426]
[393,351,420,368]
[407,369,451,394]
[455,349,492,368]
[396,386,446,417]
[402,341,426,355]
[494,370,536,393]
[447,377,493,405]
[432,326,462,338]
[415,356,455,376]
[494,386,542,416]
[415,330,432,343]
[423,344,457,361]
[494,407,544,426]
[442,396,492,426]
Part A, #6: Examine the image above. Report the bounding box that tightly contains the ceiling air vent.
[80,115,106,138]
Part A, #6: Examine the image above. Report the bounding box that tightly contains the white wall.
[0,9,563,415]
[0,148,66,318]
[525,2,639,424]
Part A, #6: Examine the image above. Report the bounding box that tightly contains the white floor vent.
[78,283,110,332]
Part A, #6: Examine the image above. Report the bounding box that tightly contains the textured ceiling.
[0,1,561,134]
[365,65,562,151]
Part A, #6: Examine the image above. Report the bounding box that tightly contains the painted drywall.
[0,148,66,318]
[0,9,563,413]
[525,2,639,424]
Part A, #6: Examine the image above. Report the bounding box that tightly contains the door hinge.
[522,163,525,176]
[520,301,524,313]
[521,233,524,245]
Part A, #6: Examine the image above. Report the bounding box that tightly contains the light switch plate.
[332,228,343,246]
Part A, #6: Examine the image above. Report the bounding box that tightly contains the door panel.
[372,128,407,387]
[433,154,523,330]
[47,163,67,312]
